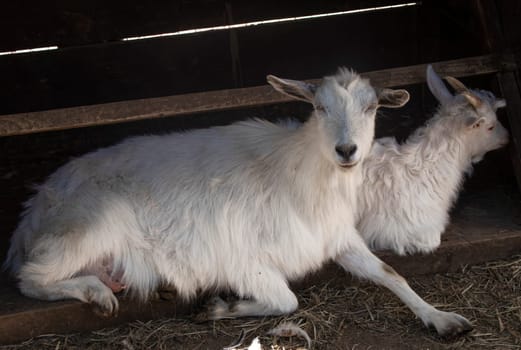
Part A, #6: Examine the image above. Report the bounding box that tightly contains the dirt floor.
[1,255,520,350]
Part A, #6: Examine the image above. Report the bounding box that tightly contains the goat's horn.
[461,91,483,109]
[445,76,482,108]
[444,76,469,94]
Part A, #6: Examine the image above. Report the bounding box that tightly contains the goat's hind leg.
[200,269,298,320]
[335,234,472,337]
[18,237,120,317]
[19,273,119,316]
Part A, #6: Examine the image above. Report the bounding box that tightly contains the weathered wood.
[364,54,515,87]
[0,0,407,52]
[496,0,521,51]
[473,0,505,53]
[0,2,489,116]
[0,287,192,346]
[237,3,419,86]
[473,0,521,192]
[0,1,228,51]
[0,5,420,115]
[2,222,521,345]
[0,29,236,115]
[0,54,515,137]
[498,71,521,189]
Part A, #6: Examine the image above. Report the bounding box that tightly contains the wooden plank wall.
[0,0,487,115]
[471,0,521,189]
[0,0,411,52]
[0,0,518,279]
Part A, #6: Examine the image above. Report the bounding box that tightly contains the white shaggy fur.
[357,66,509,255]
[3,68,471,336]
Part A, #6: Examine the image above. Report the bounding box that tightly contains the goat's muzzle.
[335,144,359,168]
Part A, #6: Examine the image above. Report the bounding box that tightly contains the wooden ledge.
[0,54,516,137]
[2,227,521,345]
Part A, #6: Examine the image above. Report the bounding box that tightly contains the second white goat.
[357,65,508,255]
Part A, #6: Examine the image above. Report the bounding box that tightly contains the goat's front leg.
[335,234,472,337]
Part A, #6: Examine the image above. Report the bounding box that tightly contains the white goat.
[4,68,470,337]
[357,65,508,255]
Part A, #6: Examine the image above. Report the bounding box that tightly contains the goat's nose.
[335,144,358,160]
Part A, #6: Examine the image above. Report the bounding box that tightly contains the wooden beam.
[0,54,516,137]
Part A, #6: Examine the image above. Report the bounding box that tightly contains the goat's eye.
[315,105,325,112]
[488,125,495,131]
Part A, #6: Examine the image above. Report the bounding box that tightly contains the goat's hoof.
[88,289,119,317]
[153,284,178,301]
[427,311,473,337]
[194,296,230,321]
[157,289,177,301]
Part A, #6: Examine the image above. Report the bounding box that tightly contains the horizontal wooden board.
[0,1,495,116]
[0,0,410,51]
[0,29,236,115]
[237,4,420,85]
[0,54,516,137]
[0,5,423,115]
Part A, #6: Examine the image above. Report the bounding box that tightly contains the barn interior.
[0,0,520,344]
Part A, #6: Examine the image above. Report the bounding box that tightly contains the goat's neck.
[406,116,472,201]
[286,116,337,184]
[281,116,357,215]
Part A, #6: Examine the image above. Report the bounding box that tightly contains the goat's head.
[267,69,409,169]
[427,65,509,163]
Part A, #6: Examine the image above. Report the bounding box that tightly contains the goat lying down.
[4,68,472,337]
[357,66,508,255]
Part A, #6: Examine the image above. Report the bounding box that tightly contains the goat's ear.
[426,65,453,104]
[494,98,507,109]
[465,115,486,129]
[377,88,410,108]
[267,75,316,103]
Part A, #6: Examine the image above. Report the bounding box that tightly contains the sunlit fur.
[315,69,377,167]
[3,68,473,336]
[3,69,376,310]
[357,66,508,255]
